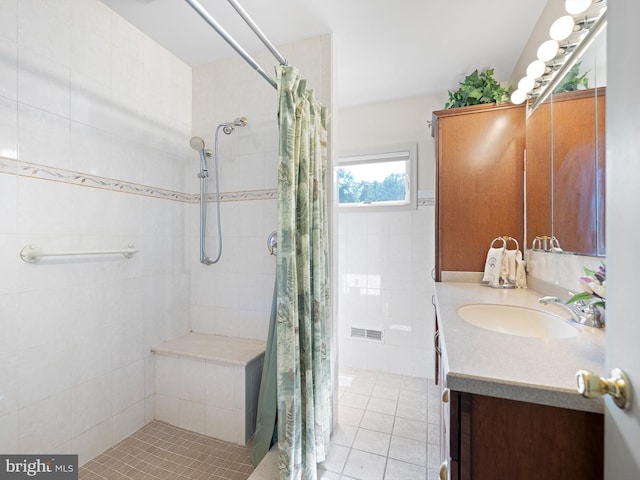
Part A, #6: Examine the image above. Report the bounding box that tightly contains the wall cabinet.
[432,103,525,280]
[445,390,603,480]
[525,88,606,256]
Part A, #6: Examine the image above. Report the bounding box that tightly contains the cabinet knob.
[442,387,449,403]
[439,460,448,480]
[576,368,632,410]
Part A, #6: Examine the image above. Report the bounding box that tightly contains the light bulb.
[526,60,547,79]
[518,76,536,93]
[510,89,527,105]
[550,15,576,41]
[537,40,560,62]
[565,0,592,15]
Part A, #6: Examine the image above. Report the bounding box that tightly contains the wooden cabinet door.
[433,103,525,280]
[456,392,603,480]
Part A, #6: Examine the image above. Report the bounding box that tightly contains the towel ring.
[490,237,507,250]
[491,236,519,251]
[503,236,520,251]
[532,235,561,252]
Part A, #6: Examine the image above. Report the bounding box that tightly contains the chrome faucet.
[538,296,604,328]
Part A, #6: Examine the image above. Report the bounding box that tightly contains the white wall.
[189,35,333,341]
[336,94,444,378]
[0,0,191,463]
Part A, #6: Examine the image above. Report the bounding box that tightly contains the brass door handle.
[442,387,449,403]
[576,368,632,410]
[439,460,448,480]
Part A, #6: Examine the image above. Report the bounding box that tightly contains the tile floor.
[79,368,439,480]
[319,367,439,480]
[79,421,254,480]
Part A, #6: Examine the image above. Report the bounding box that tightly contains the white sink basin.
[457,303,579,339]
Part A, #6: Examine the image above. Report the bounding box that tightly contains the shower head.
[233,116,248,127]
[190,136,205,151]
[222,117,248,135]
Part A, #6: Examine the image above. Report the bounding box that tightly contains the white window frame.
[335,143,417,210]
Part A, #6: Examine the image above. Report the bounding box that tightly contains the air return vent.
[350,326,384,343]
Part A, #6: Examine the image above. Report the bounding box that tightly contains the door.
[605,2,640,478]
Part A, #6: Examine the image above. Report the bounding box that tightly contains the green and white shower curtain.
[274,65,332,480]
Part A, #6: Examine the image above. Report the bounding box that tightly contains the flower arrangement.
[567,264,606,309]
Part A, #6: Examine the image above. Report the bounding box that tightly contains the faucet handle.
[538,296,561,305]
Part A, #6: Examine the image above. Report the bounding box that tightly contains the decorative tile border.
[0,155,276,204]
[0,156,18,175]
[2,156,178,202]
[418,189,435,206]
[197,189,278,203]
[1,156,436,206]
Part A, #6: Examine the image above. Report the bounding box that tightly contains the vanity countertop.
[435,282,606,413]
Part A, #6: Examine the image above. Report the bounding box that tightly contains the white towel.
[515,250,527,288]
[503,249,517,284]
[482,247,503,288]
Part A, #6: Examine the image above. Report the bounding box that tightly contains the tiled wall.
[337,205,435,377]
[155,352,263,445]
[189,35,333,341]
[0,0,192,463]
[0,0,333,464]
[527,250,604,294]
[335,95,445,378]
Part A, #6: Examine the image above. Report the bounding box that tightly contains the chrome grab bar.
[20,244,139,263]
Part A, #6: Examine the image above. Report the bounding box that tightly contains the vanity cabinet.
[445,390,603,480]
[435,283,606,480]
[432,103,525,281]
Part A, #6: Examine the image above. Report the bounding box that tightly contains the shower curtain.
[269,65,332,480]
[251,64,331,478]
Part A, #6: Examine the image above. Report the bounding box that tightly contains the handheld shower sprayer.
[189,136,205,151]
[189,136,211,176]
[191,115,249,266]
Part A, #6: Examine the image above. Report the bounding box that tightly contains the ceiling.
[100,0,548,108]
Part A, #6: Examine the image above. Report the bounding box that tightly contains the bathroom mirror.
[525,21,606,257]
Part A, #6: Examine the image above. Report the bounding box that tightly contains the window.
[336,144,417,209]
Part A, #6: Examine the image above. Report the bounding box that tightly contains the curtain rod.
[226,0,288,67]
[184,0,288,90]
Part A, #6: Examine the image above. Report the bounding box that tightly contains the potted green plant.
[445,68,513,109]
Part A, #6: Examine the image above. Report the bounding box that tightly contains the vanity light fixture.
[511,0,605,108]
[528,9,607,113]
[510,89,527,105]
[526,59,547,79]
[537,39,560,62]
[518,76,536,93]
[565,0,593,15]
[550,15,576,41]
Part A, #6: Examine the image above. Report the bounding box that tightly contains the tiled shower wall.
[0,0,192,463]
[189,35,333,341]
[0,0,333,464]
